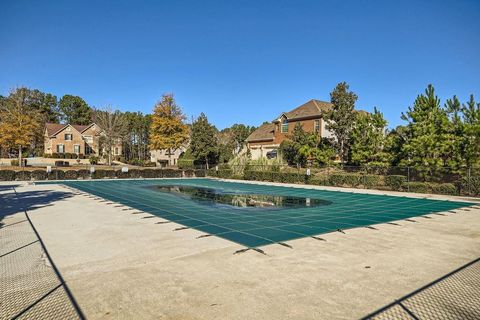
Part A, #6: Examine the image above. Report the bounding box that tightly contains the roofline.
[47,123,92,137]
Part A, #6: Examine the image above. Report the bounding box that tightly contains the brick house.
[245,99,336,159]
[44,123,122,158]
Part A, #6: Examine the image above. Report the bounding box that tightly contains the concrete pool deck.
[1,180,479,319]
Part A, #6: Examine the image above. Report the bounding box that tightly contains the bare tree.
[93,106,128,165]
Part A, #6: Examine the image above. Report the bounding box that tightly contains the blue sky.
[1,0,479,129]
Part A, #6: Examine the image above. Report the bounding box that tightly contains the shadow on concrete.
[362,257,480,319]
[0,185,84,319]
[0,186,72,227]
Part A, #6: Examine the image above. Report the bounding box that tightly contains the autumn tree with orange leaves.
[149,94,189,166]
[0,89,40,166]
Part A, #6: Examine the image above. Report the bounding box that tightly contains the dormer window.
[281,119,289,133]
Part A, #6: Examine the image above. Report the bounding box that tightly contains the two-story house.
[245,99,335,159]
[44,123,122,158]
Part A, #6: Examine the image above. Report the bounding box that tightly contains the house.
[245,99,336,159]
[44,123,122,158]
[150,146,187,167]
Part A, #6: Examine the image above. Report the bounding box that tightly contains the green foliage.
[77,169,90,179]
[59,95,92,125]
[190,113,218,168]
[384,175,407,191]
[279,123,334,166]
[178,159,195,169]
[47,170,65,180]
[207,169,234,179]
[362,175,381,188]
[430,183,457,195]
[89,156,99,165]
[15,170,32,181]
[328,174,361,187]
[349,108,389,165]
[324,82,358,163]
[0,170,16,181]
[461,176,480,196]
[64,170,78,180]
[403,182,429,193]
[11,159,19,166]
[31,170,47,180]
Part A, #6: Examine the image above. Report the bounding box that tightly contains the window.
[114,147,119,155]
[74,145,80,154]
[57,144,64,153]
[85,145,93,155]
[281,120,289,133]
[314,120,320,133]
[65,134,72,141]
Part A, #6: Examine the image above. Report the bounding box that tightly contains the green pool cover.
[44,178,476,248]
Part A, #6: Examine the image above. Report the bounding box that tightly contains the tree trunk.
[18,145,22,167]
[206,156,209,170]
[168,148,172,167]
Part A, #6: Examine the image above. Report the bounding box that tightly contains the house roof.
[276,99,333,121]
[246,123,276,142]
[45,123,98,137]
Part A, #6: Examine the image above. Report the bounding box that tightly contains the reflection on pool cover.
[43,179,477,248]
[152,185,332,209]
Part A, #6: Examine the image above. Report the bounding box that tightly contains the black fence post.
[407,166,410,192]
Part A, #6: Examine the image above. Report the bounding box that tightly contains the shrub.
[78,154,85,159]
[178,159,194,170]
[47,170,65,180]
[89,156,99,165]
[92,169,107,179]
[309,176,330,186]
[139,169,157,178]
[31,170,47,180]
[77,169,91,179]
[403,182,429,193]
[162,169,182,178]
[194,169,206,177]
[0,170,16,181]
[184,169,195,177]
[15,171,31,181]
[143,162,157,167]
[11,159,19,166]
[64,153,72,159]
[329,174,361,187]
[64,170,78,180]
[115,170,130,179]
[431,183,457,195]
[362,175,381,189]
[460,176,480,196]
[384,175,406,191]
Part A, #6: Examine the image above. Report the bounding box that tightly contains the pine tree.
[462,95,480,167]
[149,94,189,166]
[59,95,92,125]
[325,82,358,163]
[400,84,453,167]
[189,113,218,169]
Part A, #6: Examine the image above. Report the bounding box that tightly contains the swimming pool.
[46,178,477,248]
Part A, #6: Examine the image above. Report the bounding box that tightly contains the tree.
[279,123,334,166]
[93,107,128,165]
[324,82,358,163]
[462,95,480,167]
[149,94,189,166]
[59,95,92,125]
[400,85,454,167]
[190,113,218,169]
[123,112,152,163]
[349,108,390,166]
[0,88,40,165]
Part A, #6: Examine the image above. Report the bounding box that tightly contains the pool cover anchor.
[337,228,345,234]
[405,219,417,222]
[278,242,292,249]
[196,234,212,239]
[155,221,171,224]
[233,248,267,255]
[174,226,189,231]
[365,225,378,230]
[311,236,326,241]
[386,222,400,226]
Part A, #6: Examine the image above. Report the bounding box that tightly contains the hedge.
[384,175,406,191]
[362,175,381,188]
[0,170,16,181]
[15,171,32,181]
[64,170,78,180]
[430,183,457,195]
[178,159,195,170]
[328,174,361,187]
[207,169,233,179]
[47,170,65,180]
[461,176,480,196]
[31,170,47,180]
[403,182,429,193]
